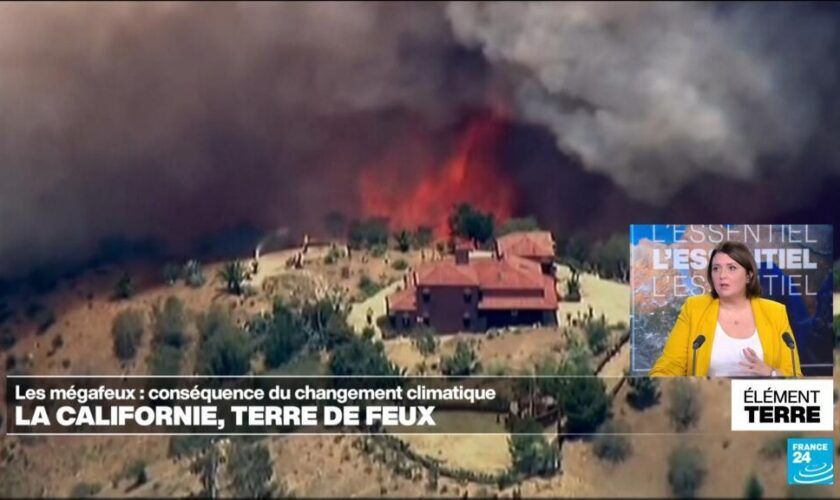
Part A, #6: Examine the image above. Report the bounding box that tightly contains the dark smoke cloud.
[0,2,838,280]
[0,2,486,277]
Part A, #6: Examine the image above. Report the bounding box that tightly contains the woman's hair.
[707,241,762,299]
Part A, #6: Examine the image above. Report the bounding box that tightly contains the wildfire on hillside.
[358,111,518,238]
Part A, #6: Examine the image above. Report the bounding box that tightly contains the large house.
[386,231,558,333]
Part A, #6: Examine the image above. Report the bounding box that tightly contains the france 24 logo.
[787,438,834,485]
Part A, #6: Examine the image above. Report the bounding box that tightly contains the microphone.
[782,332,798,377]
[691,335,706,377]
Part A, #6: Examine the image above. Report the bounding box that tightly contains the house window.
[463,312,471,329]
[422,288,431,304]
[464,288,472,304]
[401,314,411,328]
[420,314,430,326]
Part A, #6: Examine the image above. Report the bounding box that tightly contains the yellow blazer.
[649,294,802,377]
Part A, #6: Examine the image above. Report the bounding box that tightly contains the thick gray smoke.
[0,2,837,279]
[447,2,839,202]
[0,2,480,276]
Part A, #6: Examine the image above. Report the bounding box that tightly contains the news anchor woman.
[650,241,802,377]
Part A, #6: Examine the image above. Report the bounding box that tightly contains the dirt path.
[347,280,402,338]
[597,341,631,394]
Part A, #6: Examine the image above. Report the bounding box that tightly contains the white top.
[708,321,764,377]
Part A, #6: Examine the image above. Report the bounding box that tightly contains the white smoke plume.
[447,2,839,202]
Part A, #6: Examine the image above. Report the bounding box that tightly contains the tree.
[413,226,434,248]
[262,301,307,369]
[448,203,494,244]
[667,445,706,498]
[324,211,347,240]
[668,379,702,431]
[218,261,249,295]
[348,217,390,249]
[441,341,479,376]
[590,233,630,281]
[564,270,581,302]
[593,420,632,463]
[508,418,558,476]
[300,296,353,350]
[112,310,144,361]
[395,230,411,252]
[562,376,610,433]
[330,336,400,377]
[115,272,135,300]
[744,473,763,499]
[626,375,660,409]
[562,234,592,270]
[228,441,278,498]
[498,216,540,236]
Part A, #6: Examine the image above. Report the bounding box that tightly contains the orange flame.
[358,112,518,238]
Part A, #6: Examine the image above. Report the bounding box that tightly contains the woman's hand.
[740,347,773,376]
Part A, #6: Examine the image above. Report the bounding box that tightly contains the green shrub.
[593,420,632,463]
[358,275,383,298]
[112,310,144,361]
[152,296,188,348]
[123,458,148,486]
[196,306,250,376]
[441,341,479,376]
[412,328,438,356]
[391,259,409,271]
[744,473,763,499]
[668,379,701,432]
[262,302,306,369]
[70,482,101,498]
[668,445,706,498]
[150,344,183,376]
[370,244,388,258]
[562,376,610,433]
[228,441,276,497]
[168,435,213,458]
[585,318,609,354]
[508,418,558,476]
[627,375,660,409]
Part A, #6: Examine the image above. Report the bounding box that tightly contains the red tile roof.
[388,286,417,312]
[392,251,558,314]
[472,255,544,290]
[414,261,479,287]
[478,275,557,310]
[497,231,555,260]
